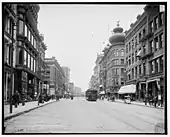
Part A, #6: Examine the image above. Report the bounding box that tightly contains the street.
[4,97,164,133]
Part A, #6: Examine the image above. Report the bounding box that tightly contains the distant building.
[44,57,65,96]
[68,82,74,94]
[74,86,82,97]
[62,66,71,92]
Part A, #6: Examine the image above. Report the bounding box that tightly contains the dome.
[109,21,125,45]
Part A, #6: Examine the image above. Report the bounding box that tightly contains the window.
[28,29,30,42]
[120,49,124,56]
[31,56,34,71]
[129,58,131,65]
[151,61,154,73]
[135,36,137,46]
[18,48,23,65]
[139,32,141,40]
[129,43,131,52]
[28,53,30,68]
[6,18,13,36]
[29,31,32,42]
[121,59,124,64]
[143,28,146,36]
[34,39,37,49]
[24,50,27,66]
[155,59,158,73]
[155,16,159,30]
[116,49,119,56]
[139,65,141,74]
[160,56,163,72]
[132,68,134,79]
[143,63,146,75]
[24,25,28,37]
[159,13,164,26]
[132,53,134,64]
[150,21,153,33]
[121,68,124,74]
[115,68,119,75]
[132,40,134,50]
[116,59,119,65]
[19,20,24,35]
[159,33,163,49]
[126,45,128,53]
[155,37,159,51]
[135,66,137,78]
[31,35,34,46]
[135,51,137,61]
[126,57,128,65]
[143,45,146,55]
[150,40,154,53]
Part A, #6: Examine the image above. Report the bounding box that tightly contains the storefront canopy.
[118,84,136,94]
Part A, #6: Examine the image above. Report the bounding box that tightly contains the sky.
[37,4,145,92]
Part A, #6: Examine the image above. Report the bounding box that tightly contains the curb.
[4,100,56,121]
[115,100,164,109]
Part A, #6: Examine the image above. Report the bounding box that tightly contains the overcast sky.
[37,4,145,92]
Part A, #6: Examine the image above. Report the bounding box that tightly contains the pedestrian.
[12,90,20,108]
[144,93,147,105]
[158,93,161,107]
[154,95,158,108]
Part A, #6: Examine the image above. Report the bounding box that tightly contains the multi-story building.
[102,23,126,94]
[74,86,82,97]
[125,4,165,102]
[3,4,17,103]
[62,66,70,92]
[89,75,96,89]
[44,57,65,96]
[8,4,46,101]
[68,82,74,94]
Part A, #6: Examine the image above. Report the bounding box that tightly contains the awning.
[99,91,105,94]
[136,50,142,57]
[118,84,136,94]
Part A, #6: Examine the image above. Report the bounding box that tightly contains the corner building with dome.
[100,23,126,96]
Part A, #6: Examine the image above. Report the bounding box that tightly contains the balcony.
[141,52,153,59]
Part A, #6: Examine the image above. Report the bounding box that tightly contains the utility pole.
[9,22,15,113]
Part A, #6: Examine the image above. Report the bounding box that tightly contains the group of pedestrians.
[144,93,163,107]
[12,90,25,108]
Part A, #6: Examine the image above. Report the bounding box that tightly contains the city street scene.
[3,3,166,134]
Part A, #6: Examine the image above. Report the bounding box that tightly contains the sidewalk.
[115,99,164,109]
[4,99,56,121]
